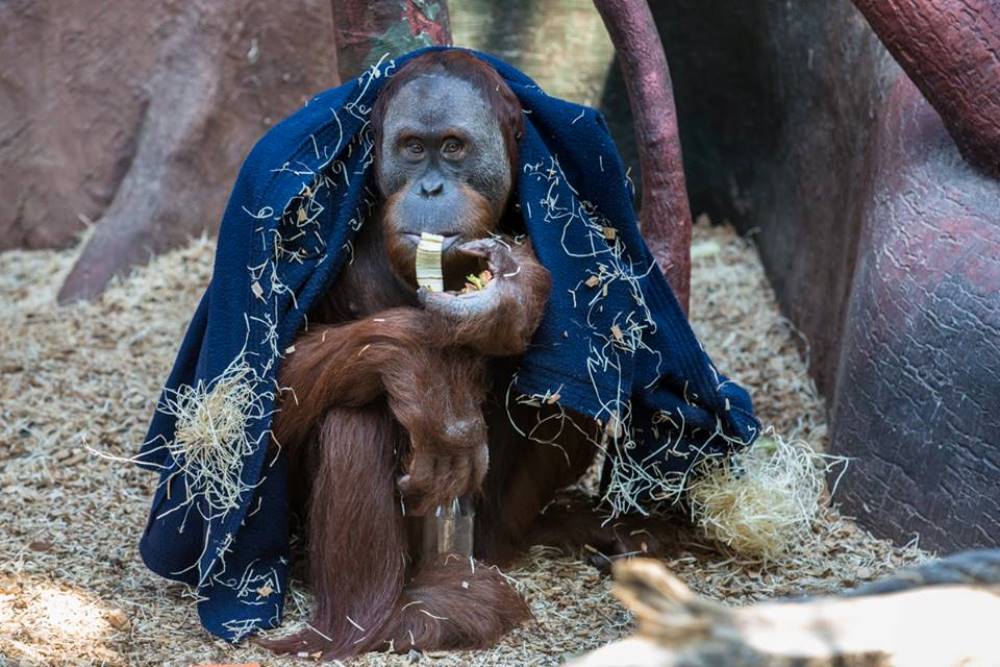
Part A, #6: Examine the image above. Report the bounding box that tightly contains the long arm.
[273,307,430,448]
[274,307,491,512]
[275,238,552,511]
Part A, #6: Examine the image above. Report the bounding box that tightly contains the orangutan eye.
[442,138,464,155]
[405,140,425,157]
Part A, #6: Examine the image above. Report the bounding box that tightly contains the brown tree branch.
[852,0,1000,179]
[593,0,692,310]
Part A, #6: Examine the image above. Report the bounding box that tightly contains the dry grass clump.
[688,434,842,561]
[681,216,842,562]
[157,358,263,521]
[0,222,925,666]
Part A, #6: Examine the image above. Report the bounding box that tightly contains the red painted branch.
[852,0,1000,179]
[593,0,692,310]
[330,0,452,82]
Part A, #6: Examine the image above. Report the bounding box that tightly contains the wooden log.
[571,551,1000,666]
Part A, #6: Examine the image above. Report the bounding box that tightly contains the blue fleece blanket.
[136,47,758,641]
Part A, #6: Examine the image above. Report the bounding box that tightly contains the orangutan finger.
[399,450,433,498]
[474,444,489,486]
[460,238,518,276]
[451,451,472,497]
[413,451,436,485]
[417,287,454,311]
[397,475,423,512]
[485,240,519,275]
[454,238,495,257]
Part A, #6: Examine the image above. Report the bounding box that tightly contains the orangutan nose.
[419,179,444,198]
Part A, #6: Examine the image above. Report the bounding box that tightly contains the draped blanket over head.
[136,47,759,640]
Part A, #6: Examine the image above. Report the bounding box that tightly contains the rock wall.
[0,0,336,292]
[831,77,1000,550]
[605,1,900,398]
[639,0,999,551]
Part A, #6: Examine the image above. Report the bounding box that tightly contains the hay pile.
[0,220,924,666]
[687,434,835,562]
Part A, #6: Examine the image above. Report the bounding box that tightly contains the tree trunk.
[592,0,692,311]
[331,0,452,81]
[852,0,1000,179]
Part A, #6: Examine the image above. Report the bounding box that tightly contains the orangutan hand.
[398,433,489,515]
[418,237,551,357]
[379,344,490,515]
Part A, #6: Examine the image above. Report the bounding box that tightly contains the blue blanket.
[136,47,759,641]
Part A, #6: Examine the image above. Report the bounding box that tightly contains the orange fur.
[264,53,609,661]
